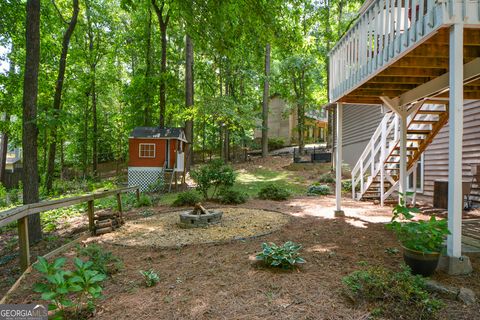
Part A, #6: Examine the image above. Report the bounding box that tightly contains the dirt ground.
[5,196,480,320]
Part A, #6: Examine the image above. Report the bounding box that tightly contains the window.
[139,143,155,158]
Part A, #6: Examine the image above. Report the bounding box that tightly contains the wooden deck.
[329,0,480,104]
[462,219,480,254]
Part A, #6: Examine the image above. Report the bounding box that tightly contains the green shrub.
[256,241,305,269]
[190,159,237,200]
[217,188,248,204]
[387,194,449,254]
[76,244,122,276]
[341,180,352,192]
[258,184,290,201]
[268,138,285,151]
[8,189,19,205]
[0,183,7,207]
[33,256,106,318]
[146,177,165,193]
[136,194,152,207]
[343,265,443,319]
[173,190,202,206]
[140,269,160,287]
[307,184,330,196]
[318,172,335,183]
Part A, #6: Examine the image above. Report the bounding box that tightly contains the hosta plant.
[33,256,106,319]
[256,241,305,269]
[140,269,160,287]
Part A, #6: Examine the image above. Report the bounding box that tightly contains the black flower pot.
[402,246,440,277]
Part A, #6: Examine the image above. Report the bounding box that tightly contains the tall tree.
[45,0,80,192]
[261,43,270,158]
[151,0,170,127]
[22,0,42,243]
[184,34,194,169]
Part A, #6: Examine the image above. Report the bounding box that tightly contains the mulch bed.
[5,198,480,319]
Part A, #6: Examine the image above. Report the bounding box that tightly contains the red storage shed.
[128,127,188,191]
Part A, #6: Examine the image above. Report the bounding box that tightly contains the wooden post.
[335,102,344,216]
[399,110,408,203]
[87,200,95,235]
[136,188,140,202]
[18,217,30,271]
[116,193,123,220]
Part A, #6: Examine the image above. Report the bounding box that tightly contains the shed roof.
[129,127,188,142]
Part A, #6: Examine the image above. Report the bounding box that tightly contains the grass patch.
[235,168,307,197]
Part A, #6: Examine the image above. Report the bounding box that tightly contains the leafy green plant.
[76,244,122,276]
[135,194,152,207]
[386,194,450,253]
[173,190,202,206]
[268,137,285,151]
[258,184,290,201]
[33,256,106,319]
[146,177,165,193]
[190,159,237,200]
[318,172,335,183]
[0,183,7,207]
[256,241,305,269]
[307,184,330,196]
[217,188,248,204]
[140,269,160,287]
[343,265,443,319]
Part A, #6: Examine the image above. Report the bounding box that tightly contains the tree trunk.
[45,0,80,192]
[0,115,10,185]
[184,34,194,170]
[151,0,169,127]
[261,43,270,158]
[23,0,42,243]
[144,5,153,126]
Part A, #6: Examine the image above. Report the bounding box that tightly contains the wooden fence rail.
[0,186,140,271]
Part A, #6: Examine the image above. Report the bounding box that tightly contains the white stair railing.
[351,103,446,203]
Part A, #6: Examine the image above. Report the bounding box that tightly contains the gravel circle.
[99,207,290,248]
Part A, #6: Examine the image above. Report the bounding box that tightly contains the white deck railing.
[329,0,480,102]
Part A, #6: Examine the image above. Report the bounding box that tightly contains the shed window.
[139,143,156,158]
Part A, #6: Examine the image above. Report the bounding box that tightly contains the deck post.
[380,117,386,206]
[441,22,472,275]
[399,110,408,203]
[87,200,95,235]
[335,102,344,217]
[447,23,463,258]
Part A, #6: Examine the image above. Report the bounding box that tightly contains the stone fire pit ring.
[179,210,223,228]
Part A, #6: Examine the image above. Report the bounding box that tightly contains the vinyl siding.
[422,100,480,205]
[340,104,384,166]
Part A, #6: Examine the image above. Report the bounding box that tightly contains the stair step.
[411,120,437,124]
[407,130,431,135]
[394,147,418,151]
[416,110,445,114]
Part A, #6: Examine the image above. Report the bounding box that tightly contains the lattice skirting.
[128,167,165,192]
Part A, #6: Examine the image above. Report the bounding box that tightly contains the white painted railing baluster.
[395,0,402,53]
[419,0,425,36]
[404,0,410,48]
[411,0,418,43]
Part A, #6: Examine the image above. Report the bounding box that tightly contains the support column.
[440,22,472,275]
[335,102,344,217]
[399,111,407,203]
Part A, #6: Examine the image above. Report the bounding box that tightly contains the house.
[128,127,188,191]
[254,95,328,146]
[328,0,480,273]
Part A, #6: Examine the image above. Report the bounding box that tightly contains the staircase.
[351,102,449,203]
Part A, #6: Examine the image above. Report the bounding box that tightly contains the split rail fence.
[0,186,140,271]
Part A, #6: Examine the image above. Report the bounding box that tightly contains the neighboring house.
[328,0,480,268]
[5,149,22,172]
[254,95,328,146]
[128,127,188,191]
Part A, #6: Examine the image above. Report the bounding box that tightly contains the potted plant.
[387,193,450,276]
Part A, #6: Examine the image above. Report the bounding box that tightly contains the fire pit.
[179,203,223,228]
